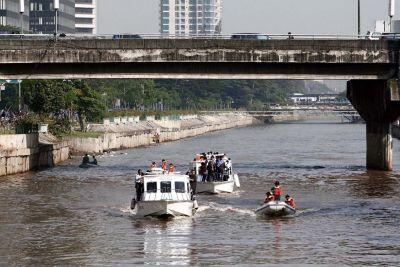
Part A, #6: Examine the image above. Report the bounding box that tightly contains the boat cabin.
[142,174,192,201]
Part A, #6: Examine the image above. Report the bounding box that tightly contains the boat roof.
[143,173,189,183]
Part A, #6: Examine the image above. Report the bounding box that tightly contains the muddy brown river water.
[1,119,400,265]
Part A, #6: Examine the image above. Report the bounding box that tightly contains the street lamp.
[389,0,395,32]
[54,0,59,38]
[358,0,361,36]
[19,0,24,34]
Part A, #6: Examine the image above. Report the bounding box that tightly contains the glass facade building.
[0,0,29,32]
[75,0,96,34]
[160,0,222,36]
[29,0,75,34]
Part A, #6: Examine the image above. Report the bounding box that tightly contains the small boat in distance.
[255,201,296,217]
[192,152,240,194]
[131,171,198,218]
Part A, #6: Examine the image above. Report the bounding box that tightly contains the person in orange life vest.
[161,159,168,171]
[169,163,175,173]
[285,195,296,209]
[150,162,157,169]
[264,191,275,203]
[273,181,282,201]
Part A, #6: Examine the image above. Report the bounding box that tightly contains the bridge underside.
[0,62,396,80]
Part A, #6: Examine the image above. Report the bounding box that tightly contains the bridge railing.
[0,33,378,41]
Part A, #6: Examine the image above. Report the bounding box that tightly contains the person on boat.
[199,162,207,182]
[82,154,90,164]
[161,159,168,171]
[216,157,224,181]
[264,192,275,203]
[285,195,296,209]
[273,181,282,201]
[135,169,144,201]
[150,162,157,169]
[189,168,197,197]
[169,163,175,173]
[225,158,232,175]
[207,160,215,182]
[92,155,98,165]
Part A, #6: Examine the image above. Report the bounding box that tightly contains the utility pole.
[19,0,24,34]
[54,0,59,39]
[358,0,361,36]
[389,0,395,32]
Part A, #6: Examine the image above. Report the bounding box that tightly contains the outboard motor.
[130,198,137,210]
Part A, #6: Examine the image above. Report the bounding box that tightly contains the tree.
[72,80,105,131]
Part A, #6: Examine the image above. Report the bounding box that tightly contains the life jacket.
[162,162,167,170]
[273,186,282,197]
[285,198,296,209]
[264,195,275,203]
[169,166,175,173]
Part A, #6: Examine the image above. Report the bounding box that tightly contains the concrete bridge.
[0,36,400,170]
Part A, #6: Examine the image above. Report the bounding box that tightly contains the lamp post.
[389,0,395,32]
[19,0,24,34]
[358,0,361,36]
[54,0,59,38]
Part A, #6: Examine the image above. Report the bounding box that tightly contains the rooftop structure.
[160,0,222,36]
[75,0,96,34]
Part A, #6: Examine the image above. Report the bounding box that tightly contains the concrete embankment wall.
[0,134,70,176]
[263,113,337,123]
[65,115,257,155]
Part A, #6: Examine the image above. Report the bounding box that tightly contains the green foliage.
[0,25,21,34]
[48,116,72,137]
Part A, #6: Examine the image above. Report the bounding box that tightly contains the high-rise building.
[29,0,75,34]
[0,0,29,32]
[75,0,96,34]
[160,0,222,36]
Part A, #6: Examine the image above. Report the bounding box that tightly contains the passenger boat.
[255,201,296,216]
[130,170,198,218]
[192,152,240,194]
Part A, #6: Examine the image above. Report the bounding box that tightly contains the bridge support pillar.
[347,80,400,171]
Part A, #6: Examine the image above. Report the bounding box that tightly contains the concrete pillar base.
[347,79,400,171]
[366,122,393,171]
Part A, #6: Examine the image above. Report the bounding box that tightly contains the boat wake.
[205,202,256,217]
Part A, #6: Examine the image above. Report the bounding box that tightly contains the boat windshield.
[161,181,172,193]
[175,182,185,193]
[147,182,157,193]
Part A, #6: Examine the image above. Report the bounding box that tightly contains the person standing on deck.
[169,163,175,173]
[161,159,168,172]
[273,181,282,201]
[135,170,144,201]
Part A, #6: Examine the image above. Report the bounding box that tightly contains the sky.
[98,0,394,35]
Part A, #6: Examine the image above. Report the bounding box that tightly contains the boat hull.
[132,200,198,218]
[196,180,235,194]
[255,201,296,216]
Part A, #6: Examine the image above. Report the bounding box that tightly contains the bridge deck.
[0,38,398,79]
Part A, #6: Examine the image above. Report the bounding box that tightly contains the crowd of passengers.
[195,152,233,183]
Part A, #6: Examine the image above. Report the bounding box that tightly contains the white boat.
[255,201,296,216]
[131,171,198,218]
[192,152,240,194]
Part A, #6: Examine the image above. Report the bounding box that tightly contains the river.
[1,119,399,265]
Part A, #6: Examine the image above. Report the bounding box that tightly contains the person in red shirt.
[272,181,282,201]
[264,192,275,203]
[169,163,175,173]
[285,195,296,209]
[161,159,168,171]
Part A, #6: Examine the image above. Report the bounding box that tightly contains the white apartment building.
[75,0,96,34]
[160,0,222,36]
